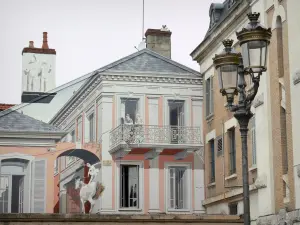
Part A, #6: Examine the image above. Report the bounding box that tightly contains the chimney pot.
[29,41,34,48]
[42,32,49,49]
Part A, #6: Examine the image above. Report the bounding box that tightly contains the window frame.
[209,139,215,183]
[165,162,192,213]
[116,161,144,212]
[88,112,95,142]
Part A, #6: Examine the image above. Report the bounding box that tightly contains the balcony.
[109,124,203,159]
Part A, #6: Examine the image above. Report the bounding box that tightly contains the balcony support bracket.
[174,149,189,160]
[144,148,163,160]
[114,148,130,160]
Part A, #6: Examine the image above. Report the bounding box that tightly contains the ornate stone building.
[191,0,300,224]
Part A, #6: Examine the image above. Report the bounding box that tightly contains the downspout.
[221,119,226,189]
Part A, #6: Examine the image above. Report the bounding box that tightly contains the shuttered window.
[32,159,46,213]
[209,140,215,183]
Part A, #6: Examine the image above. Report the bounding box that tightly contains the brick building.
[191,0,300,224]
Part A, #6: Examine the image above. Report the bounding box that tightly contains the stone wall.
[0,214,243,225]
[257,209,300,225]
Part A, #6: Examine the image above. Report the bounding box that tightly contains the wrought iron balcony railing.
[109,124,202,150]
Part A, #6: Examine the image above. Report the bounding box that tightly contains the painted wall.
[0,146,55,213]
[56,77,204,214]
[22,53,56,93]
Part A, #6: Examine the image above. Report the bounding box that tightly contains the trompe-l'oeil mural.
[75,163,105,214]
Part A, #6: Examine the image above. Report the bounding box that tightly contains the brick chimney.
[145,25,172,59]
[29,41,34,48]
[42,32,49,49]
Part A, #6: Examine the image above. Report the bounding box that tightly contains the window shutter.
[210,77,214,114]
[217,136,223,156]
[31,159,46,213]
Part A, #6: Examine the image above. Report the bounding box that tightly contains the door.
[169,101,184,144]
[18,176,24,213]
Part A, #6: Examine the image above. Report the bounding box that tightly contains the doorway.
[168,100,184,144]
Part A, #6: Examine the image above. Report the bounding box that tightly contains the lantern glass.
[241,40,268,73]
[217,64,238,94]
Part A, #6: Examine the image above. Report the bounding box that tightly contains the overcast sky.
[0,0,218,104]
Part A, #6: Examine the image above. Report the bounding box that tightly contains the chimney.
[29,41,34,48]
[145,25,172,59]
[42,32,49,49]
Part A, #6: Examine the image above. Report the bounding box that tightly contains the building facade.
[0,110,66,213]
[191,0,300,224]
[50,27,205,214]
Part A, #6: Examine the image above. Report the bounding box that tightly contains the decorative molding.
[174,150,189,160]
[297,165,300,178]
[253,93,264,108]
[293,69,300,85]
[144,148,163,160]
[52,73,202,127]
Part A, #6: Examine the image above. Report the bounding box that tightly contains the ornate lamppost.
[213,12,272,225]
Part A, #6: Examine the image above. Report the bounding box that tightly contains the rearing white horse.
[75,163,105,214]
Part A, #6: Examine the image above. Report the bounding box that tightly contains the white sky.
[0,0,219,104]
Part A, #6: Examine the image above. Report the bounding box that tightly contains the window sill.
[167,209,191,212]
[206,114,214,121]
[207,182,216,188]
[119,208,142,212]
[225,173,237,181]
[249,166,257,172]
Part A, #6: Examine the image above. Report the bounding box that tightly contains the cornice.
[51,73,202,127]
[0,131,66,140]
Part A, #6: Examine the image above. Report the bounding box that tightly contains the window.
[77,117,82,142]
[71,130,75,143]
[209,140,215,183]
[229,202,238,215]
[228,128,236,175]
[168,166,188,210]
[88,113,95,142]
[281,106,288,174]
[205,77,214,117]
[121,98,139,124]
[66,156,76,166]
[54,159,58,174]
[120,165,139,208]
[251,117,256,166]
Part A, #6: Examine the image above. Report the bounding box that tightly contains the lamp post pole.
[212,12,272,225]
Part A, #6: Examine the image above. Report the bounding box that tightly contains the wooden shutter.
[84,115,89,143]
[31,159,46,213]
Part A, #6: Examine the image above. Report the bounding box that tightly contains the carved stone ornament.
[254,173,267,189]
[253,93,264,108]
[293,69,300,85]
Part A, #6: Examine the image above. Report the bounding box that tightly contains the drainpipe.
[221,119,226,189]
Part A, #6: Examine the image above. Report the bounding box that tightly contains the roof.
[0,104,15,111]
[50,48,201,124]
[0,109,65,133]
[105,48,201,75]
[204,0,242,39]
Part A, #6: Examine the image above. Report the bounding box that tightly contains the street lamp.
[213,12,272,225]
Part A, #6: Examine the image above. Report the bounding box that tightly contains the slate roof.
[0,109,65,133]
[105,48,200,75]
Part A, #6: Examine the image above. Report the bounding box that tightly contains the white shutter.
[31,159,46,213]
[97,103,102,141]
